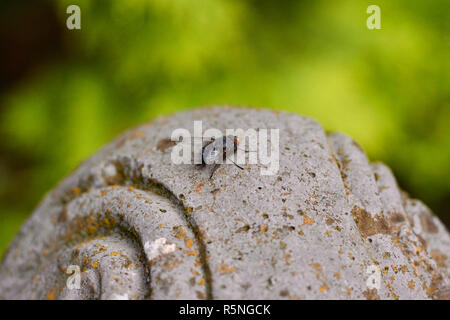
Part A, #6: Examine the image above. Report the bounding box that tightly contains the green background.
[0,0,449,258]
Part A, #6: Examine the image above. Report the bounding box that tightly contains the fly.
[201,135,244,179]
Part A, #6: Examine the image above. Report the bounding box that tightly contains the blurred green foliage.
[0,0,449,257]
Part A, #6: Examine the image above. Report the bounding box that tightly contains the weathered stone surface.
[0,107,448,299]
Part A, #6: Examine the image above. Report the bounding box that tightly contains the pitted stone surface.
[0,107,448,299]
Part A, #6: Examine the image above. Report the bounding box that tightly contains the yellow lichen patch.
[173,226,187,239]
[47,288,56,300]
[75,238,96,251]
[185,238,194,249]
[382,252,391,259]
[422,269,447,299]
[260,225,268,232]
[284,253,292,266]
[197,278,205,286]
[319,284,329,293]
[362,288,380,300]
[102,217,112,229]
[415,245,423,255]
[408,280,415,290]
[303,216,314,225]
[218,263,236,274]
[72,187,81,195]
[94,245,107,255]
[334,272,341,279]
[195,184,204,194]
[92,260,99,269]
[85,225,98,235]
[110,251,121,256]
[382,266,389,274]
[97,190,107,197]
[310,262,322,274]
[410,261,420,277]
[191,269,200,276]
[399,265,408,274]
[386,283,399,300]
[309,261,330,292]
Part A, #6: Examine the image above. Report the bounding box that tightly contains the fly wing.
[202,140,223,164]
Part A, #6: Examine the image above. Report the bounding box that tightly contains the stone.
[0,107,448,299]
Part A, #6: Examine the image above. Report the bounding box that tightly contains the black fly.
[201,135,244,179]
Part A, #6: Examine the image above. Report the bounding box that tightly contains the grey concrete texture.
[0,107,448,300]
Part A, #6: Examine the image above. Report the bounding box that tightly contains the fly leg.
[209,164,221,179]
